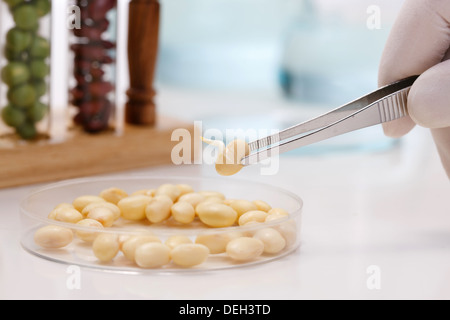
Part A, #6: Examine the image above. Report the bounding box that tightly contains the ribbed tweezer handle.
[249,135,280,152]
[377,87,410,123]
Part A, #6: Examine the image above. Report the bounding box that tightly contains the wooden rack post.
[125,0,160,125]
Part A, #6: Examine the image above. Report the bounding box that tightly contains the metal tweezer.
[241,75,419,166]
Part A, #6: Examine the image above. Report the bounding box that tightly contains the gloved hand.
[378,0,450,178]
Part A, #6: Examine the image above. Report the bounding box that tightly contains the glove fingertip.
[382,117,416,138]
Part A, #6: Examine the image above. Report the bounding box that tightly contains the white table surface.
[1,88,449,300]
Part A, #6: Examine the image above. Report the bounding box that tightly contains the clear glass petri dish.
[20,176,303,274]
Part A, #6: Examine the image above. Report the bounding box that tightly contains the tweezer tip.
[240,156,250,166]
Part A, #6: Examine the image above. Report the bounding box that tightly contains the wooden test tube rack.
[0,117,194,189]
[0,0,194,189]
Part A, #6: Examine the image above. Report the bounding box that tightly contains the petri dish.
[20,176,303,273]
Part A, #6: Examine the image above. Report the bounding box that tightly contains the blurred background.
[157,0,398,95]
[150,0,406,154]
[0,0,407,153]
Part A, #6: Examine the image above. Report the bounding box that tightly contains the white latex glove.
[379,0,450,178]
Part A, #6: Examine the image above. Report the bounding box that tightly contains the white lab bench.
[0,87,449,300]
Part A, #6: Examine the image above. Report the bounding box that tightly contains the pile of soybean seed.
[33,183,297,269]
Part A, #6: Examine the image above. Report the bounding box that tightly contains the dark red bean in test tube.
[98,55,114,64]
[71,82,113,100]
[71,44,109,61]
[74,73,88,86]
[74,58,93,73]
[73,25,104,40]
[71,0,117,133]
[82,101,112,133]
[93,19,110,33]
[101,40,116,49]
[79,100,108,115]
[87,0,117,21]
[90,67,105,79]
[70,87,85,100]
[89,81,114,97]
